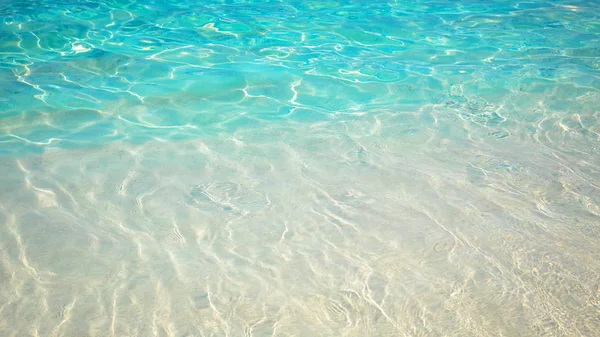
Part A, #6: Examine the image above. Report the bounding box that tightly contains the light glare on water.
[1,0,600,336]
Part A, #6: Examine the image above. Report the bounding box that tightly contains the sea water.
[1,0,600,336]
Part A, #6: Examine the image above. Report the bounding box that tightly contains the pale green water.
[1,0,600,336]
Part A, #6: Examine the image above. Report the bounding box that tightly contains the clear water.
[1,0,600,335]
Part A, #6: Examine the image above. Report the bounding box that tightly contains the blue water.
[1,0,600,335]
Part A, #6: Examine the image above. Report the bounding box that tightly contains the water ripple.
[1,0,600,335]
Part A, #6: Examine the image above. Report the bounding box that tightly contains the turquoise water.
[1,0,600,335]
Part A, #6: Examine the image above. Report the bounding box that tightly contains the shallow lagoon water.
[1,0,600,336]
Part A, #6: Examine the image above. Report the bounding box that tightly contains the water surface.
[1,0,600,336]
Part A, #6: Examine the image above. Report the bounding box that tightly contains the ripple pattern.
[1,0,600,336]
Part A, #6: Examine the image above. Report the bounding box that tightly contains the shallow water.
[1,0,600,336]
